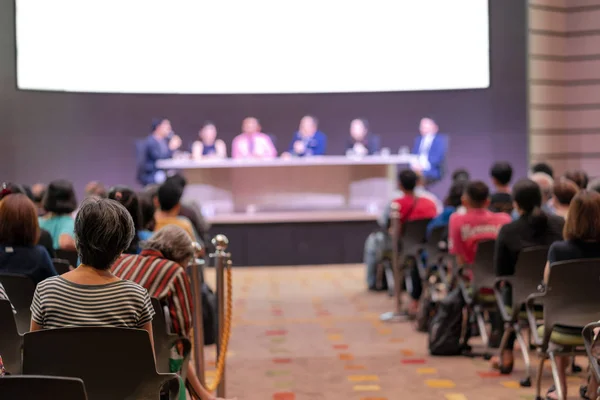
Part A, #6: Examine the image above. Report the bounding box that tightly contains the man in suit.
[282,115,327,157]
[411,117,447,185]
[137,118,182,186]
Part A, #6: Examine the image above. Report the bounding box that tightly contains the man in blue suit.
[411,117,448,184]
[136,118,182,186]
[282,115,327,157]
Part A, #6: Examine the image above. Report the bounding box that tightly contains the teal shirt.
[38,215,75,249]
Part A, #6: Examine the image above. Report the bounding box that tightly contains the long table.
[157,155,414,218]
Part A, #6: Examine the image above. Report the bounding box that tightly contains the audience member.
[113,225,227,400]
[30,197,155,338]
[529,172,555,215]
[530,162,554,179]
[284,115,327,157]
[1,182,55,257]
[155,180,196,240]
[587,178,600,194]
[38,179,77,250]
[138,192,157,233]
[491,179,564,374]
[551,179,578,219]
[489,162,513,213]
[564,169,588,190]
[231,117,277,159]
[448,181,511,266]
[84,181,107,198]
[165,175,209,242]
[107,186,149,253]
[192,121,227,159]
[30,183,46,216]
[542,190,600,400]
[452,169,470,183]
[426,180,466,239]
[0,194,57,284]
[345,118,380,156]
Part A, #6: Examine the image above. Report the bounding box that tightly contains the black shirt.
[494,214,564,276]
[548,239,600,264]
[38,229,56,259]
[490,192,513,214]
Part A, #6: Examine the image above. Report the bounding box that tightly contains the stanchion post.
[211,234,231,398]
[390,202,403,315]
[190,242,206,385]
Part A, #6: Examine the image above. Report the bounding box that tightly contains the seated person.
[30,183,47,216]
[551,178,578,219]
[38,179,78,250]
[564,169,588,190]
[113,225,230,400]
[588,178,600,194]
[426,180,467,240]
[84,181,107,199]
[154,180,196,240]
[282,115,327,157]
[0,194,57,284]
[191,121,227,159]
[345,118,379,156]
[530,162,554,179]
[542,190,600,400]
[30,197,155,334]
[107,186,148,254]
[513,172,555,219]
[489,162,513,214]
[452,169,470,183]
[491,179,564,374]
[138,118,183,186]
[231,117,277,159]
[164,175,209,243]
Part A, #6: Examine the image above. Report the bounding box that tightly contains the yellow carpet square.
[445,394,468,400]
[425,380,456,389]
[328,334,343,341]
[501,381,521,389]
[353,385,381,392]
[417,368,437,375]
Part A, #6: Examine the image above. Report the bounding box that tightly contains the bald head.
[530,172,554,202]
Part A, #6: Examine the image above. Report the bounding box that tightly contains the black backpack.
[202,283,218,346]
[428,287,465,356]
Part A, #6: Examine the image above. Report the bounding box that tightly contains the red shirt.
[449,208,511,264]
[392,195,438,224]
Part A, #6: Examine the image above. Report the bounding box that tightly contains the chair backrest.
[543,259,600,334]
[0,273,35,334]
[402,218,433,255]
[470,239,496,289]
[422,225,447,263]
[52,258,71,275]
[23,327,178,400]
[0,299,23,374]
[510,246,549,309]
[55,249,79,268]
[0,375,88,400]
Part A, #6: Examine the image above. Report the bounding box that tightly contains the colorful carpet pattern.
[204,265,587,400]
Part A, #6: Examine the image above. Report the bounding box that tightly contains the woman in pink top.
[231,117,277,159]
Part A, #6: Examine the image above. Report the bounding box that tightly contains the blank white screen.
[16,0,489,94]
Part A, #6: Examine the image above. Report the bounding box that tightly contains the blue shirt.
[39,215,75,249]
[0,245,58,284]
[426,206,456,238]
[288,130,327,156]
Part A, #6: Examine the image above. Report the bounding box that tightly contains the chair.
[0,375,88,400]
[52,258,71,274]
[583,321,600,400]
[23,327,180,400]
[457,240,497,357]
[0,273,35,334]
[55,249,78,268]
[493,245,548,387]
[151,298,192,376]
[0,299,23,374]
[422,225,449,281]
[525,259,600,400]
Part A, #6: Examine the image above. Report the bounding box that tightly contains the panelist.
[411,117,447,184]
[231,117,277,159]
[137,118,182,186]
[191,121,227,159]
[283,115,327,157]
[345,118,380,156]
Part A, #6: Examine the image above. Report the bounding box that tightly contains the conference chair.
[493,246,548,387]
[0,375,88,400]
[0,273,35,334]
[23,327,180,400]
[457,240,497,358]
[525,259,600,400]
[55,249,79,268]
[583,321,600,400]
[151,298,192,377]
[0,299,23,374]
[52,258,71,275]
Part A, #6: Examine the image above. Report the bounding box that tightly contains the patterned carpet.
[204,265,587,400]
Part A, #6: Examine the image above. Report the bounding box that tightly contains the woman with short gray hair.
[30,198,155,345]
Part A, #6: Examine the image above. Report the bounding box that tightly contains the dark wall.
[1,0,528,199]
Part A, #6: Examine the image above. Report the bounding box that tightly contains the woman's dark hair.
[564,190,600,242]
[138,192,156,232]
[531,162,554,179]
[43,179,77,215]
[563,169,588,190]
[553,179,578,206]
[444,181,466,208]
[0,182,26,201]
[451,169,470,183]
[108,186,141,254]
[75,197,135,270]
[0,194,40,246]
[513,178,548,235]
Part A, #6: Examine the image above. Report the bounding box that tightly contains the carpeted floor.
[204,265,588,400]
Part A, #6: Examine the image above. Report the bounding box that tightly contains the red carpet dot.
[333,344,349,350]
[266,330,287,336]
[401,359,426,364]
[273,358,292,364]
[273,392,295,400]
[272,310,283,316]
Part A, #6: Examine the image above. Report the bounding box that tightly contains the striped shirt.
[112,249,193,336]
[0,282,16,314]
[31,276,155,329]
